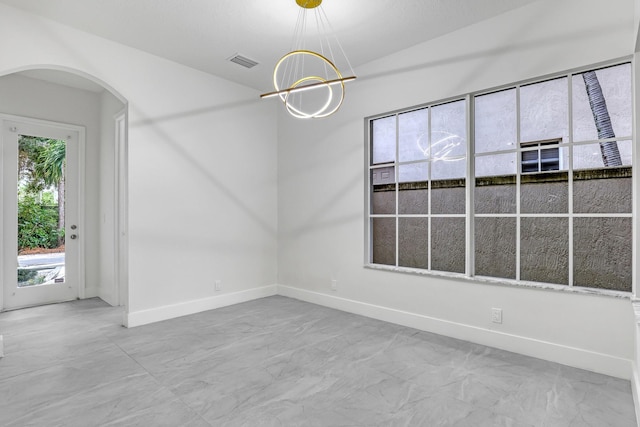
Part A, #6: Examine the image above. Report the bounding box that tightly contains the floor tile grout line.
[108,337,215,426]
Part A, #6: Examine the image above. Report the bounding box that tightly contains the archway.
[0,66,129,317]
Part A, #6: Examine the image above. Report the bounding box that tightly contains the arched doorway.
[0,67,128,316]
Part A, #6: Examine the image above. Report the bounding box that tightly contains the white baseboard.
[125,285,278,328]
[277,285,632,380]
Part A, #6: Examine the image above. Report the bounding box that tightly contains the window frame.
[520,139,562,173]
[365,58,634,296]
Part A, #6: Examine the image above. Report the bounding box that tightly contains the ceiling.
[0,0,539,92]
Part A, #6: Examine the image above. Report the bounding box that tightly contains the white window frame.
[520,139,563,173]
[365,58,634,296]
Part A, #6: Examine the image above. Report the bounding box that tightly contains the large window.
[368,62,632,293]
[370,100,467,273]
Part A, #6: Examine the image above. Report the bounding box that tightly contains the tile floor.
[0,296,636,426]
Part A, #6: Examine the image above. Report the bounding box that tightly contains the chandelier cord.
[318,5,355,77]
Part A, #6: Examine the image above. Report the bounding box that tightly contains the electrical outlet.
[331,279,337,291]
[491,308,502,324]
[214,280,222,292]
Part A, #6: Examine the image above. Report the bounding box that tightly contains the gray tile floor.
[0,296,636,426]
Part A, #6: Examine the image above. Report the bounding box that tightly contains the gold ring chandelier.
[260,0,356,119]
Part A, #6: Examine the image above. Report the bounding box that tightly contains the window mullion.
[516,85,521,281]
[568,73,574,287]
[427,107,432,271]
[467,94,474,277]
[395,113,399,268]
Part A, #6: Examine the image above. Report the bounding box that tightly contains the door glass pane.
[17,135,66,288]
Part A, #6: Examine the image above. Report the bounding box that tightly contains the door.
[2,118,82,310]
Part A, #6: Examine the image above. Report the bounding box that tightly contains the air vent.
[228,54,259,69]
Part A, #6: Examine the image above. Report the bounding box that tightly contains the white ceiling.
[0,0,539,92]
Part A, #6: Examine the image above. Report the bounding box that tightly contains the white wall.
[0,3,279,325]
[1,0,636,381]
[0,74,102,296]
[277,0,636,379]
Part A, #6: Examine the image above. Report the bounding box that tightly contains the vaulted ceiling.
[0,0,539,91]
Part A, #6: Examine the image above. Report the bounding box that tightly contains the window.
[520,139,561,173]
[369,101,467,273]
[367,62,632,293]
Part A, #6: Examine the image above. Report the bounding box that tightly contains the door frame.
[0,114,86,310]
[114,110,128,308]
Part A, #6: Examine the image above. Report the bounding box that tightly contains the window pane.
[573,218,631,292]
[573,140,632,169]
[399,188,428,214]
[475,217,516,279]
[372,116,396,165]
[398,218,428,269]
[372,218,396,266]
[475,175,516,214]
[573,167,631,214]
[398,163,428,214]
[520,77,568,143]
[398,162,427,183]
[399,108,428,162]
[432,157,465,180]
[431,218,465,273]
[431,180,465,214]
[520,171,568,214]
[475,89,517,153]
[399,190,428,218]
[371,168,395,215]
[572,64,632,142]
[475,153,517,214]
[431,100,466,158]
[475,152,517,178]
[520,218,568,285]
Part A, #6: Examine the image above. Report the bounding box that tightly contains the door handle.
[70,234,77,240]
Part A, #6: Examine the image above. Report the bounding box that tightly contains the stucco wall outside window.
[367,62,632,293]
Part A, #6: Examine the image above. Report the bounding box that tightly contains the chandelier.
[260,0,356,119]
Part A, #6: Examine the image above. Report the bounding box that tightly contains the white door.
[2,118,82,310]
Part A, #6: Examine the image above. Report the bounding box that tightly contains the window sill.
[364,264,632,300]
